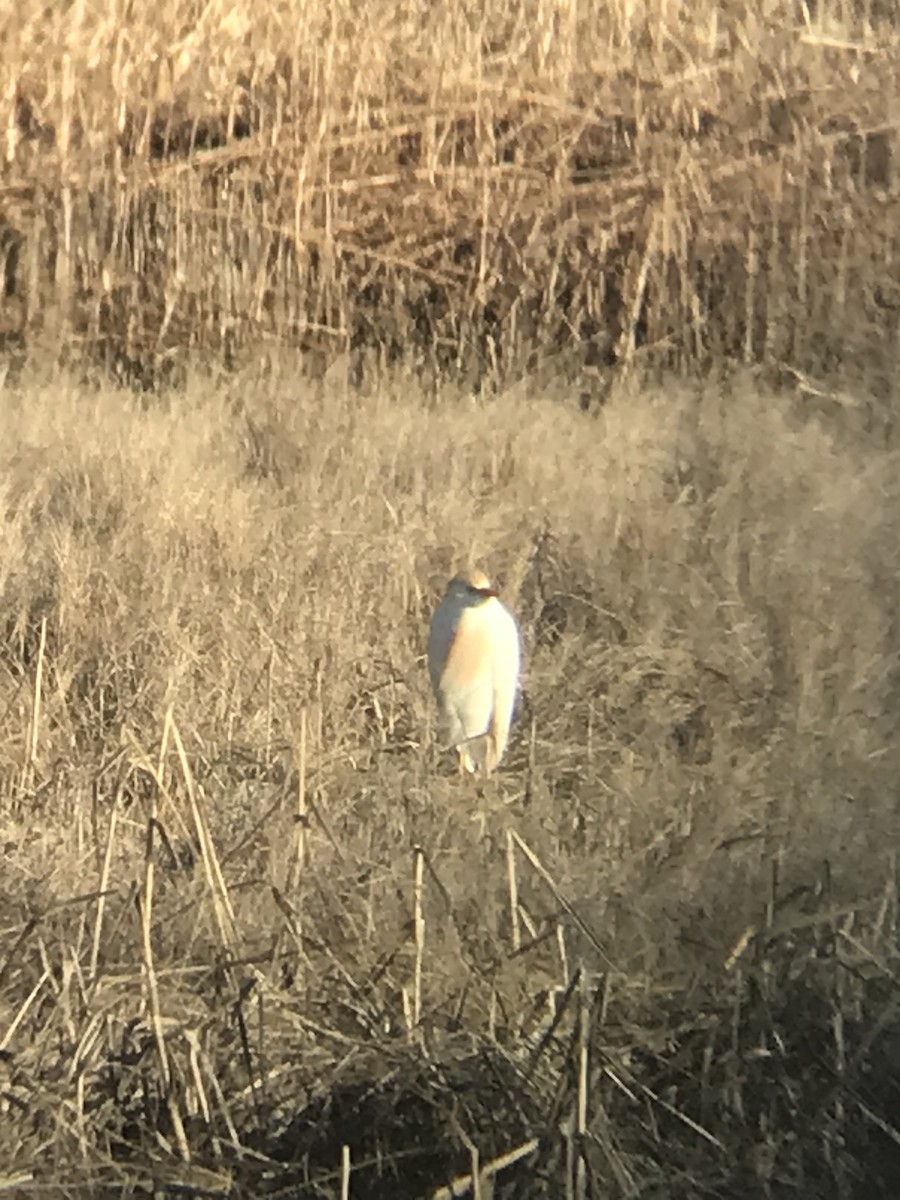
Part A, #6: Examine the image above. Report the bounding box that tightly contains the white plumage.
[427,569,521,774]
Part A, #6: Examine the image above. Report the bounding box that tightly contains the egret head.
[444,569,499,604]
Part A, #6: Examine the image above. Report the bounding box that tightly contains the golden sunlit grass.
[1,361,899,1194]
[1,0,900,1193]
[1,0,898,395]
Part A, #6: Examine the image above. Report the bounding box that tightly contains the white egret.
[427,569,521,774]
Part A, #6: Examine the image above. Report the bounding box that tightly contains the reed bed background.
[1,0,900,1196]
[1,0,898,397]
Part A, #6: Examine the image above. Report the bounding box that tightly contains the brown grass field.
[2,0,900,1197]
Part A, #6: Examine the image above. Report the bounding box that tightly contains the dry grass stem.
[413,844,425,1037]
[506,829,521,954]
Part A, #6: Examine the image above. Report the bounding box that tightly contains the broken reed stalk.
[184,1028,211,1125]
[576,967,589,1200]
[141,706,190,1161]
[341,1143,351,1200]
[287,707,308,895]
[447,1116,482,1200]
[432,1138,540,1200]
[557,923,569,986]
[506,829,521,953]
[0,968,50,1054]
[89,791,119,982]
[23,615,47,793]
[265,648,275,768]
[141,712,166,1084]
[269,707,311,989]
[634,1075,725,1152]
[171,713,237,953]
[509,830,617,970]
[518,903,538,941]
[413,844,425,1036]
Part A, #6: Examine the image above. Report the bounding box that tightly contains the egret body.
[427,570,521,774]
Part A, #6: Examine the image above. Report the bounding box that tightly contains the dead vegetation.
[1,0,900,1195]
[0,0,899,398]
[0,366,899,1196]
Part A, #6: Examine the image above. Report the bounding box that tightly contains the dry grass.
[2,0,900,1193]
[1,361,899,1195]
[0,0,898,395]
